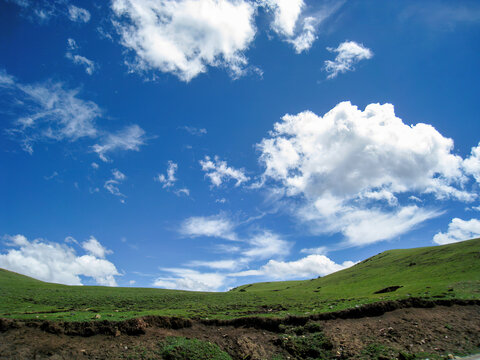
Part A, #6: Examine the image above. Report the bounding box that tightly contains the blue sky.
[1,0,480,291]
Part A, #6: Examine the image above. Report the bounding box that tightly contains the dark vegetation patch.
[159,337,232,360]
[374,285,403,294]
[276,332,333,359]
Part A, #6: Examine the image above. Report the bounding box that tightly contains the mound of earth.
[1,302,479,359]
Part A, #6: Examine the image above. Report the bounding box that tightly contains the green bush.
[278,332,333,359]
[159,337,232,360]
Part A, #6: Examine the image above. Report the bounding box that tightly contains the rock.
[448,354,455,359]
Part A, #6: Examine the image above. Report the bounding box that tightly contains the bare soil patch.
[1,302,479,359]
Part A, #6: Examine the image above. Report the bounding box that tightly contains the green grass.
[0,238,479,322]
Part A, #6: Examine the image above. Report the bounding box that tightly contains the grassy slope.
[0,238,479,322]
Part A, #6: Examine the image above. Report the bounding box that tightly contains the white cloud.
[64,236,79,245]
[112,169,126,181]
[179,214,237,241]
[2,73,100,153]
[92,124,147,162]
[91,162,99,169]
[154,268,227,291]
[181,126,207,136]
[155,161,177,188]
[258,101,471,245]
[0,234,119,286]
[5,234,30,246]
[300,246,328,255]
[261,255,354,279]
[67,38,78,51]
[262,0,304,37]
[112,0,256,81]
[288,16,317,53]
[7,0,56,22]
[155,161,190,196]
[231,254,354,280]
[82,236,112,258]
[68,5,91,23]
[0,69,15,86]
[324,41,373,79]
[65,38,97,75]
[260,0,343,53]
[401,2,480,29]
[261,0,319,53]
[104,169,127,200]
[174,188,190,197]
[200,155,249,187]
[66,53,96,75]
[186,259,241,270]
[433,218,480,245]
[8,1,92,23]
[2,69,147,158]
[7,0,30,8]
[44,171,58,181]
[464,143,480,183]
[242,231,290,259]
[337,206,442,246]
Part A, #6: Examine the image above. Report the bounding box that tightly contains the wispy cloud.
[180,126,207,136]
[65,38,97,75]
[2,69,147,160]
[7,0,91,24]
[2,73,100,153]
[92,124,147,162]
[401,2,480,29]
[104,169,127,202]
[179,214,238,241]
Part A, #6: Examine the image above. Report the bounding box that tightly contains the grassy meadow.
[0,238,479,322]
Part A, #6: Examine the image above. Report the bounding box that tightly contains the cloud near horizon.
[433,218,480,245]
[0,234,119,286]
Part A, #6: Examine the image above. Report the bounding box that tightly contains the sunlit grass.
[0,238,479,321]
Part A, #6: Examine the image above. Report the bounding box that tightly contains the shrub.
[159,337,232,360]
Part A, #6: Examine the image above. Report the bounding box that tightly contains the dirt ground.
[1,303,479,359]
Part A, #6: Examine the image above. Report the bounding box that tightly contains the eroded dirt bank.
[1,301,479,359]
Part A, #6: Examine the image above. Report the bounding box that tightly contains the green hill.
[1,238,479,322]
